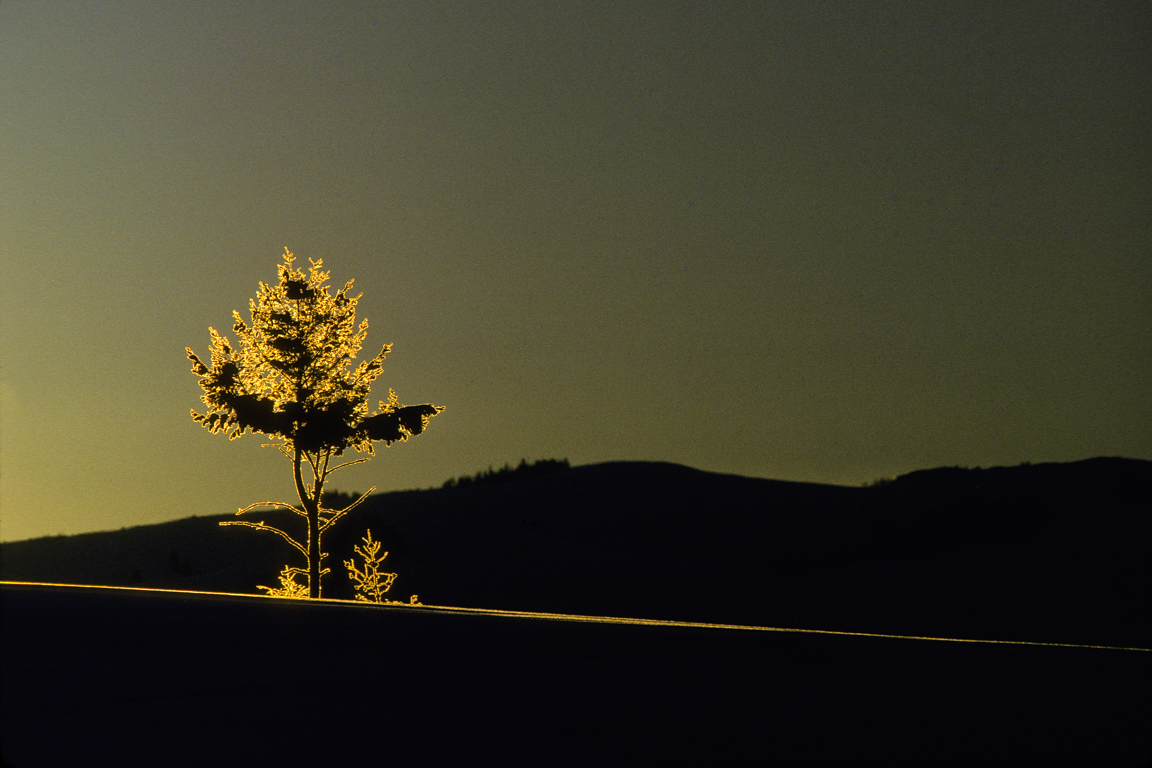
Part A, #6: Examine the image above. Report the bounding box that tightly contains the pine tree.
[187,248,444,598]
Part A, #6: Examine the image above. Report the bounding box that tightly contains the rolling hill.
[3,457,1149,648]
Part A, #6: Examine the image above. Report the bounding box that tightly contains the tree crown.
[187,247,442,456]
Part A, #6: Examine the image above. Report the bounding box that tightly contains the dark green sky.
[2,0,1149,541]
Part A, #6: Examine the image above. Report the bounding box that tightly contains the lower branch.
[235,500,307,518]
[219,520,308,558]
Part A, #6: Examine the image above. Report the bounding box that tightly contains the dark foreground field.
[5,458,1151,649]
[2,584,1149,767]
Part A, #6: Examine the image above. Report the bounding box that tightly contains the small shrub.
[258,566,310,599]
[344,530,399,603]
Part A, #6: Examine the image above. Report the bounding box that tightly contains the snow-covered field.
[2,583,1149,766]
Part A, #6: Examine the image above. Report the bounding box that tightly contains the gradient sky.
[2,1,1149,542]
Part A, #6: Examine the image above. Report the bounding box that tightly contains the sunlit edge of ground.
[2,580,1147,653]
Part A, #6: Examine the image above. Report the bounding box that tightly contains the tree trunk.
[294,448,322,599]
[307,502,321,599]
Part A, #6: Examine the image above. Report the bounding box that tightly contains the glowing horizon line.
[2,580,1148,652]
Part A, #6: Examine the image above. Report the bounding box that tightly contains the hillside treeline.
[440,458,569,490]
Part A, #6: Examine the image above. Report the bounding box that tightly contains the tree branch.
[317,448,332,493]
[304,449,322,485]
[219,520,308,557]
[319,485,377,533]
[235,500,307,518]
[327,457,370,475]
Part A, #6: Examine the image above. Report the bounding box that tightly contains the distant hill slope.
[3,457,1149,647]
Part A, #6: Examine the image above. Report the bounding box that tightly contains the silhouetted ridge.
[2,457,1148,648]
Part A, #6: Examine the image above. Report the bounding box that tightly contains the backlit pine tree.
[187,248,444,598]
